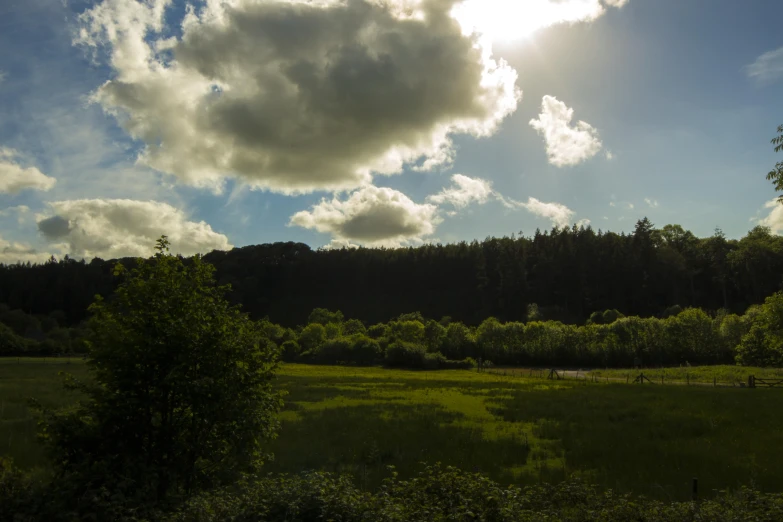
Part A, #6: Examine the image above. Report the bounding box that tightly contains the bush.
[385,341,426,368]
[163,464,783,522]
[367,323,390,339]
[423,352,446,370]
[736,292,783,367]
[351,336,382,365]
[281,340,301,362]
[315,337,353,364]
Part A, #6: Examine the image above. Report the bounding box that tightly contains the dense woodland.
[2,219,783,329]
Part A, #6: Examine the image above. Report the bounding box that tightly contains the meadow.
[3,359,783,501]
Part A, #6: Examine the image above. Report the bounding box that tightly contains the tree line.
[2,220,783,329]
[265,293,783,369]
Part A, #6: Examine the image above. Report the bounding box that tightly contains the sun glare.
[451,0,605,43]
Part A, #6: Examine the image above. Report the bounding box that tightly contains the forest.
[2,219,783,329]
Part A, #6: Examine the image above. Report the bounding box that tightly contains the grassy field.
[3,359,783,500]
[0,358,89,471]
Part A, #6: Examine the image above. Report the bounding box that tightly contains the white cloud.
[529,96,603,167]
[426,174,494,208]
[605,150,614,160]
[36,199,232,260]
[0,70,6,84]
[747,47,783,84]
[520,197,576,228]
[644,198,659,209]
[452,0,631,41]
[0,205,32,225]
[0,148,57,194]
[290,186,441,248]
[0,236,54,265]
[757,199,783,234]
[76,0,520,194]
[500,196,577,228]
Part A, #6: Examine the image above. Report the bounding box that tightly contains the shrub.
[385,341,426,368]
[281,340,301,362]
[315,337,353,364]
[351,336,382,365]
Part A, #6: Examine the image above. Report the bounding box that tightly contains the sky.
[0,0,782,262]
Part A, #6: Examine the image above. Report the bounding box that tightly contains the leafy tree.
[308,308,344,325]
[342,318,366,336]
[0,323,26,355]
[299,323,327,352]
[736,292,783,367]
[766,124,783,201]
[39,237,282,508]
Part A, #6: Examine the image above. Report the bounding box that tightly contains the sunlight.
[451,0,606,42]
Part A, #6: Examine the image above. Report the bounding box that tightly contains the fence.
[484,368,773,389]
[748,376,783,388]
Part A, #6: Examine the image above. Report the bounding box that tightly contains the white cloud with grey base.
[76,0,520,194]
[292,175,588,246]
[529,96,603,167]
[0,236,54,265]
[36,199,232,260]
[0,148,57,194]
[290,186,441,248]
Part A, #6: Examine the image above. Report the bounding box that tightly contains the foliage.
[165,464,783,522]
[36,237,282,512]
[736,292,783,366]
[767,124,783,202]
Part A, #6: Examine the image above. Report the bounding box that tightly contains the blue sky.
[0,0,781,261]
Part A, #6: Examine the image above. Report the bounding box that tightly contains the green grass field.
[3,359,783,500]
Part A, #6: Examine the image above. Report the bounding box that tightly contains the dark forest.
[2,218,781,328]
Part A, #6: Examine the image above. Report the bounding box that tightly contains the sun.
[451,0,606,43]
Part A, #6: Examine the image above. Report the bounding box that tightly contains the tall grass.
[3,359,783,501]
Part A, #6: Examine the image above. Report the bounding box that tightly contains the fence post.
[692,477,698,501]
[687,374,689,386]
[661,375,664,385]
[713,377,716,388]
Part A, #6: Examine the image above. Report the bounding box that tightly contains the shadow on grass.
[266,402,529,491]
[490,384,783,500]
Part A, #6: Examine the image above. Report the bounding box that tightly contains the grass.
[0,358,89,471]
[3,359,783,500]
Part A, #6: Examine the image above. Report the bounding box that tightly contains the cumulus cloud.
[291,174,588,246]
[36,199,232,260]
[290,186,441,247]
[0,148,57,194]
[757,199,783,234]
[0,236,53,265]
[529,96,603,167]
[427,174,494,208]
[452,0,630,41]
[76,0,520,194]
[644,198,659,208]
[747,47,783,84]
